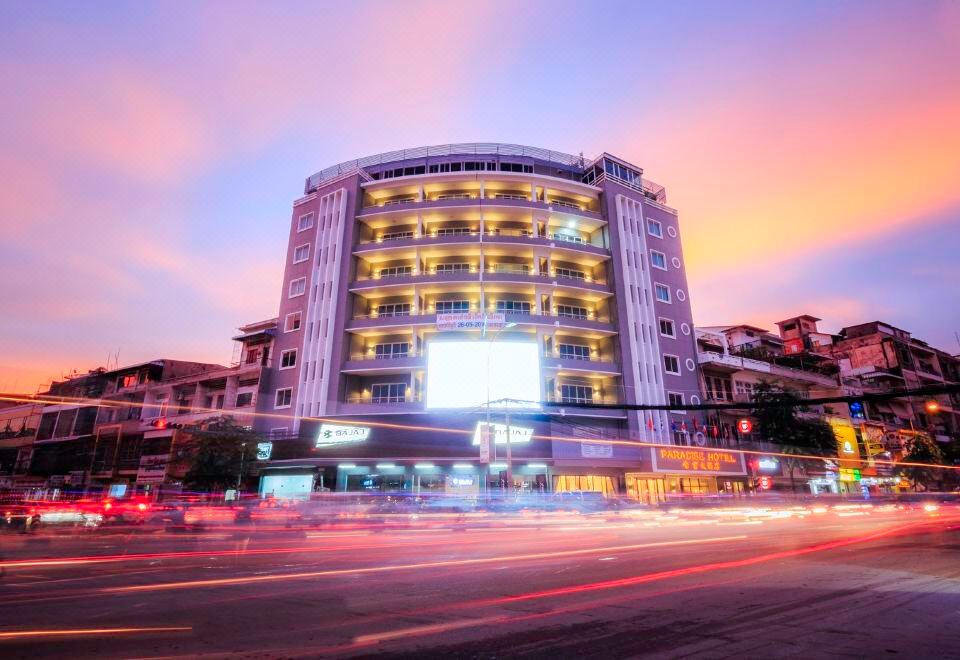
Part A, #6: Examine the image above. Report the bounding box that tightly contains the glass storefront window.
[552,474,617,496]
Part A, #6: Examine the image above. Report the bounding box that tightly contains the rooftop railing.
[307,143,590,192]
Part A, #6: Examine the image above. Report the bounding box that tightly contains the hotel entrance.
[625,474,666,505]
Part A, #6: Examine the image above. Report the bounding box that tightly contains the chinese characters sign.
[651,447,746,476]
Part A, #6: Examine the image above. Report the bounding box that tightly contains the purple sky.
[1,0,958,391]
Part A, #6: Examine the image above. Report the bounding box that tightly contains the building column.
[416,212,424,237]
[224,376,238,412]
[417,184,424,202]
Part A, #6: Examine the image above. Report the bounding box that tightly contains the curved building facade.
[258,144,739,500]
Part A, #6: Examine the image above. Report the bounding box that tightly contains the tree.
[750,382,838,492]
[898,435,946,492]
[177,416,260,493]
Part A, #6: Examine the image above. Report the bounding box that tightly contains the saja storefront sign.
[316,423,372,447]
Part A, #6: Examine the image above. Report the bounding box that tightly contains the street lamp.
[484,319,518,492]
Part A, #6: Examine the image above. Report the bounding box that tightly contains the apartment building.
[259,143,730,500]
[789,318,960,444]
[3,320,276,494]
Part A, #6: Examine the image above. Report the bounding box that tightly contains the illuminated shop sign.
[838,468,862,482]
[256,442,273,460]
[652,447,746,476]
[757,457,779,471]
[473,422,533,445]
[316,423,371,447]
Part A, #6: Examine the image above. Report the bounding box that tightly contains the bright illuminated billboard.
[426,341,541,409]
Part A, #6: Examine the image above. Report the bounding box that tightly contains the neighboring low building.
[0,400,43,487]
[12,320,276,495]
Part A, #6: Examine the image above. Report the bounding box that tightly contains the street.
[2,505,959,658]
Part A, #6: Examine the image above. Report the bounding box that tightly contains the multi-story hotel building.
[260,144,741,501]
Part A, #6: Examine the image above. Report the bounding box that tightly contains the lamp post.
[484,318,517,493]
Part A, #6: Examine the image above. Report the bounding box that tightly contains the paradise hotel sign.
[651,447,746,476]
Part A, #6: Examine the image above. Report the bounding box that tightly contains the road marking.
[104,535,749,593]
[354,616,506,644]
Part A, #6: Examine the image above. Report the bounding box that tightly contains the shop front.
[626,446,748,504]
[257,413,642,497]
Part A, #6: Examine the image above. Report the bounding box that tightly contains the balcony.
[350,269,610,293]
[542,353,620,375]
[348,311,616,334]
[342,353,425,374]
[336,395,423,415]
[698,351,839,387]
[354,230,609,256]
[358,195,604,222]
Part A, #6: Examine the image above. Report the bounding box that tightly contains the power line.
[543,383,960,413]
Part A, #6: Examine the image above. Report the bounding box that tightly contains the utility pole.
[505,406,513,493]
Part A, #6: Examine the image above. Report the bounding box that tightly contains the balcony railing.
[545,351,613,363]
[491,264,531,275]
[306,143,590,192]
[358,229,607,250]
[352,268,607,287]
[349,351,422,361]
[548,233,588,245]
[352,310,611,324]
[360,193,601,215]
[549,199,585,211]
[345,394,422,404]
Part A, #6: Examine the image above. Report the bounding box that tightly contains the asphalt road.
[2,506,959,658]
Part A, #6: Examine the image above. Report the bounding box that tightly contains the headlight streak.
[0,626,192,640]
[103,535,749,593]
[1,393,954,473]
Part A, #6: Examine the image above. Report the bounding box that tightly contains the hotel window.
[378,265,413,278]
[663,354,681,375]
[559,384,593,404]
[556,305,588,319]
[668,392,685,413]
[371,383,406,403]
[434,262,471,273]
[654,283,671,303]
[274,388,293,409]
[647,219,663,238]
[279,349,297,370]
[659,318,676,338]
[435,227,472,236]
[284,311,302,332]
[288,277,306,298]
[374,342,410,359]
[293,244,310,264]
[558,344,591,360]
[555,267,586,280]
[650,250,667,270]
[376,303,411,317]
[235,392,254,407]
[435,300,469,313]
[496,300,531,314]
[297,213,314,232]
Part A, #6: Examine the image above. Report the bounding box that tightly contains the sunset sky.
[2,0,958,392]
